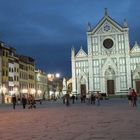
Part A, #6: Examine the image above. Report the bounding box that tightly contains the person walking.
[86,93,91,104]
[71,94,75,104]
[62,94,66,104]
[22,95,27,109]
[65,92,70,106]
[12,94,17,109]
[17,96,21,105]
[127,88,132,106]
[28,95,36,109]
[131,89,137,107]
[96,91,101,106]
[91,94,95,104]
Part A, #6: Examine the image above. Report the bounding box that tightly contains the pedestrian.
[65,92,70,106]
[127,88,132,106]
[131,89,137,107]
[28,95,36,109]
[86,93,91,104]
[91,94,95,104]
[12,94,17,109]
[62,95,65,104]
[96,91,101,106]
[71,94,75,104]
[83,94,86,103]
[17,96,21,105]
[22,95,27,109]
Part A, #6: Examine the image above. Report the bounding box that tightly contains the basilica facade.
[71,10,140,95]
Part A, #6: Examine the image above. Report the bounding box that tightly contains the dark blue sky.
[0,0,140,77]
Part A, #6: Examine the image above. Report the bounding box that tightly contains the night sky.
[0,0,140,77]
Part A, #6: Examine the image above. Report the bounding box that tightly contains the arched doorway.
[135,80,140,94]
[80,76,87,96]
[134,74,140,94]
[105,67,115,94]
[81,84,86,95]
[107,80,114,94]
[133,70,140,94]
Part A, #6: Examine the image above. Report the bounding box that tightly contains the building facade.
[0,43,10,103]
[35,70,48,99]
[18,55,35,98]
[0,41,42,104]
[0,45,2,103]
[13,56,19,96]
[71,10,140,96]
[8,48,19,103]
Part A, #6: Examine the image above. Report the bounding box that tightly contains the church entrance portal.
[80,84,86,95]
[107,80,114,94]
[135,80,140,94]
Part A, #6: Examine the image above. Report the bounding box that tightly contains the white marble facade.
[71,9,140,95]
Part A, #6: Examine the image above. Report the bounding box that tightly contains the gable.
[130,42,140,54]
[76,48,87,58]
[88,15,124,35]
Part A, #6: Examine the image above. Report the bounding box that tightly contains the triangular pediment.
[88,15,125,35]
[76,48,87,58]
[130,42,140,54]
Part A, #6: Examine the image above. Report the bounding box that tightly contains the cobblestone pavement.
[0,98,140,140]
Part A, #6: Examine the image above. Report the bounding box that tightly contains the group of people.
[12,94,36,109]
[127,88,137,107]
[62,91,102,106]
[81,91,101,105]
[62,93,71,106]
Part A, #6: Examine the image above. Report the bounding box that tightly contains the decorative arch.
[105,67,115,80]
[77,71,89,94]
[102,58,118,76]
[101,58,117,94]
[133,64,140,80]
[133,64,140,94]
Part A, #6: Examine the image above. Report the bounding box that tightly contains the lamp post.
[55,73,61,98]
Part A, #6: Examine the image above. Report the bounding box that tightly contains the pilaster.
[88,55,93,92]
[124,29,132,88]
[71,48,77,94]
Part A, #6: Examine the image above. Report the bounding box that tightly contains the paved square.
[0,98,140,140]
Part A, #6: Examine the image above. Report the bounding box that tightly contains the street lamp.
[55,73,60,78]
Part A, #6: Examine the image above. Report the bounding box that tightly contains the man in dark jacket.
[22,95,27,109]
[12,94,17,109]
[71,94,75,104]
